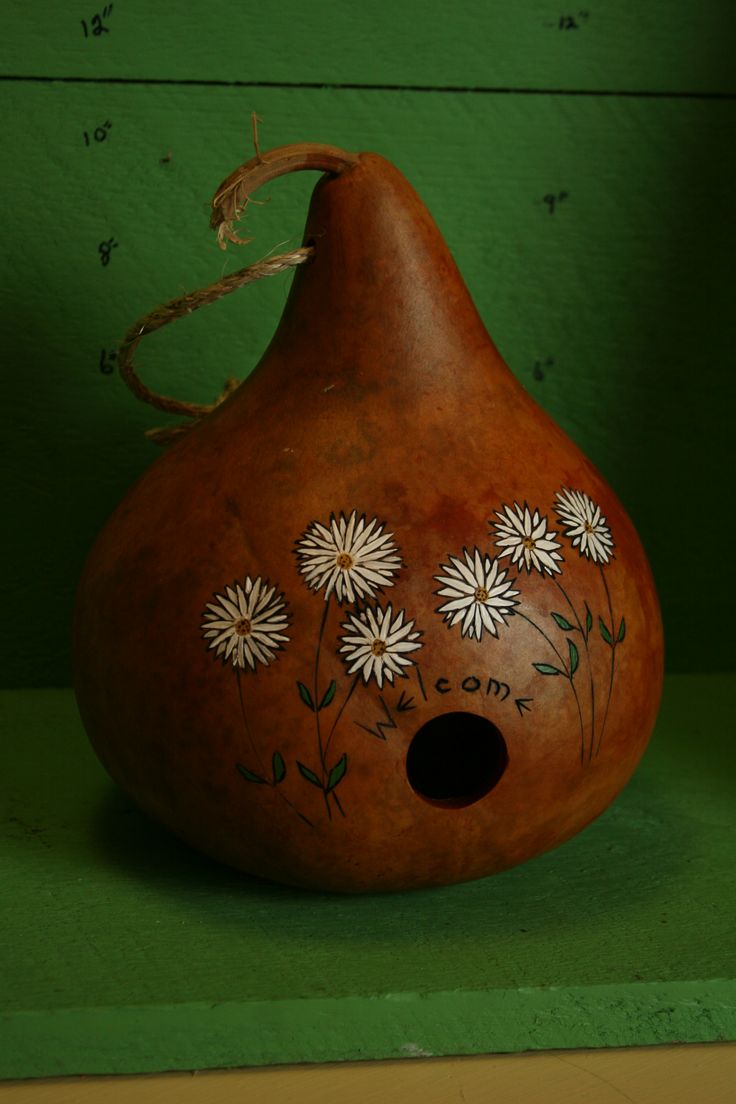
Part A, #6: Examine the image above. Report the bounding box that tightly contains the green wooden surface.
[1,1,735,685]
[2,0,735,92]
[0,676,734,1078]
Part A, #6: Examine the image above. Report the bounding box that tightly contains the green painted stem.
[516,610,585,764]
[235,667,266,779]
[515,610,567,668]
[555,580,596,762]
[597,566,617,757]
[323,672,360,764]
[313,597,331,784]
[239,666,313,825]
[237,670,313,827]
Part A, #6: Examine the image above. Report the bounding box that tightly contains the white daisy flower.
[435,548,520,640]
[492,501,564,575]
[202,576,290,671]
[555,487,614,565]
[295,510,402,604]
[339,604,422,689]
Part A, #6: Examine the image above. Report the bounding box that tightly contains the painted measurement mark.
[541,191,569,214]
[533,356,554,381]
[81,4,113,36]
[99,348,117,374]
[84,121,112,146]
[98,237,118,266]
[545,11,590,30]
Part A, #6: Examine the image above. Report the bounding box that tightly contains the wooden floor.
[3,1045,735,1103]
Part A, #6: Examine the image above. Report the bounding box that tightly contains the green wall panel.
[1,0,734,92]
[1,5,735,685]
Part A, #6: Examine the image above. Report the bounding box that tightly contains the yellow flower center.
[234,617,251,636]
[474,586,489,602]
[336,552,354,570]
[584,521,594,533]
[371,639,387,657]
[523,536,536,550]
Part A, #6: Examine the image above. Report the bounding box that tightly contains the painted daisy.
[492,501,564,576]
[295,510,402,604]
[339,604,423,689]
[201,576,290,671]
[554,488,614,565]
[435,548,520,640]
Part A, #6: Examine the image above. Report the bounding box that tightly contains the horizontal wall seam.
[1,74,735,99]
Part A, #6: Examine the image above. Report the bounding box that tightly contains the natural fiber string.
[118,117,358,445]
[117,246,313,445]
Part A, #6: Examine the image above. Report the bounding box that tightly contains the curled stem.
[118,127,357,444]
[210,141,359,249]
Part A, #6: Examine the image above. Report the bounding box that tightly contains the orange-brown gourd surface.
[73,151,663,892]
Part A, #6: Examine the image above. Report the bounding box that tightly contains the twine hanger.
[116,114,357,445]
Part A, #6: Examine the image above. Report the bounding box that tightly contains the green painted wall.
[1,2,734,685]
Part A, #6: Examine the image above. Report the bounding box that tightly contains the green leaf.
[236,763,266,785]
[297,681,314,710]
[326,753,348,793]
[551,612,575,632]
[318,680,337,711]
[297,761,323,789]
[533,663,564,676]
[271,751,286,785]
[618,616,626,642]
[599,618,613,646]
[568,639,579,676]
[585,602,593,636]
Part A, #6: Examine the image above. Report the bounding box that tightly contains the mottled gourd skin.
[73,152,663,893]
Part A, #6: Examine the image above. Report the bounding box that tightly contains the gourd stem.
[117,140,358,444]
[210,142,359,249]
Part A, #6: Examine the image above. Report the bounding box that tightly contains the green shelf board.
[1,675,734,1079]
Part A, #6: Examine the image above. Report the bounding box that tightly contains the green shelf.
[1,675,734,1079]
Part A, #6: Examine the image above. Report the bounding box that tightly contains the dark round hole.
[406,712,508,808]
